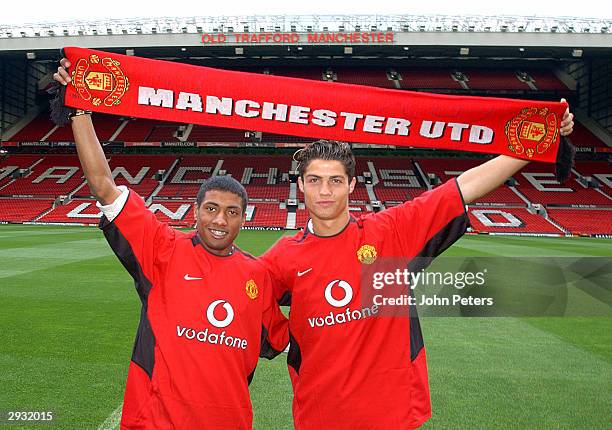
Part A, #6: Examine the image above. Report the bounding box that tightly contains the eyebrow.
[203,201,242,210]
[305,174,345,180]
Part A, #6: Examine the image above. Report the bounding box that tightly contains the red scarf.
[58,46,570,166]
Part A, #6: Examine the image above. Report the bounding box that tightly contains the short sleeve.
[372,178,469,259]
[96,185,129,222]
[99,188,176,300]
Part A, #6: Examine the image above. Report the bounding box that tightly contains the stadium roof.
[0,15,610,62]
[2,14,610,36]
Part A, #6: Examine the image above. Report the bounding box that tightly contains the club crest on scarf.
[70,54,129,107]
[505,107,559,158]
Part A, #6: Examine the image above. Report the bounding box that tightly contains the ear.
[349,176,356,194]
[193,204,198,221]
[298,176,305,193]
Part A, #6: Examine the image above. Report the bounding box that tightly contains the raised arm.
[53,58,120,205]
[457,102,574,204]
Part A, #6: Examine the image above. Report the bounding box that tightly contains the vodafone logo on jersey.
[176,299,247,350]
[206,300,234,328]
[308,279,379,329]
[324,280,353,308]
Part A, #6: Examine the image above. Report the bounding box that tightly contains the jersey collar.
[306,216,355,239]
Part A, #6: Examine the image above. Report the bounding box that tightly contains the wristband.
[69,109,92,120]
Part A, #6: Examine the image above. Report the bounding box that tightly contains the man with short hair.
[263,106,573,429]
[54,61,289,430]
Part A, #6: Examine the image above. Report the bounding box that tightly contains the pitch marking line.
[97,403,122,430]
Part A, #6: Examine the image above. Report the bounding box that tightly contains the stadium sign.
[201,32,394,44]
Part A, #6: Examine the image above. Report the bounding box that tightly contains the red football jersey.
[100,189,288,429]
[263,179,469,429]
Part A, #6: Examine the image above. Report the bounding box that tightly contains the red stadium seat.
[9,112,55,141]
[398,68,460,90]
[0,198,54,222]
[334,68,396,89]
[417,158,526,205]
[245,203,287,228]
[461,69,530,90]
[468,206,564,234]
[547,208,612,235]
[515,162,612,206]
[1,154,85,197]
[568,122,610,148]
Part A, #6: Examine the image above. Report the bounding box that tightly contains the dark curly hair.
[294,140,355,180]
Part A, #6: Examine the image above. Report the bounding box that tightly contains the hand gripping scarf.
[52,46,575,181]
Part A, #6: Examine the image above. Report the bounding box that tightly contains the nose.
[212,211,228,226]
[319,180,332,196]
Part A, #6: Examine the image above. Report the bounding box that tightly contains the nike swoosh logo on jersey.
[184,274,203,281]
[297,268,313,277]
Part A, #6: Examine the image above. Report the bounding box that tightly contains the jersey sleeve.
[99,187,176,300]
[374,178,470,259]
[259,269,290,360]
[260,239,292,306]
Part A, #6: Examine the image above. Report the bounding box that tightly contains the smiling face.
[194,189,245,256]
[298,158,356,224]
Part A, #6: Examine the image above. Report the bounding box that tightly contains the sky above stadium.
[1,0,610,25]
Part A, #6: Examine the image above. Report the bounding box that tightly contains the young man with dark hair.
[54,61,289,430]
[263,109,573,429]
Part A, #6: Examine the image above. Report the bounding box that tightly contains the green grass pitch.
[0,225,610,429]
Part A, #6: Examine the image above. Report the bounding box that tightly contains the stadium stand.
[374,187,411,203]
[0,26,609,236]
[38,197,195,228]
[40,113,123,142]
[569,122,610,148]
[0,154,44,188]
[148,200,194,228]
[295,207,310,228]
[270,67,326,81]
[38,199,100,224]
[528,69,568,91]
[398,68,460,90]
[0,154,84,197]
[5,152,606,236]
[219,154,290,183]
[417,158,527,205]
[461,69,529,91]
[0,197,54,223]
[245,203,287,228]
[9,112,55,141]
[91,114,125,141]
[334,67,396,88]
[515,162,612,206]
[573,161,612,193]
[147,125,181,142]
[115,118,176,142]
[547,208,612,235]
[245,185,289,201]
[155,155,220,199]
[468,206,564,234]
[106,154,177,199]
